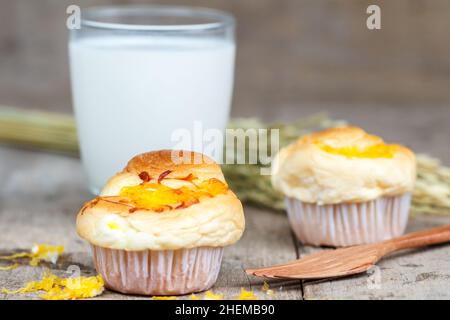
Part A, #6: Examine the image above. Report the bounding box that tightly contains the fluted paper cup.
[285,193,411,247]
[91,245,224,296]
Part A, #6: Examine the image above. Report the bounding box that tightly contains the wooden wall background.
[1,0,450,161]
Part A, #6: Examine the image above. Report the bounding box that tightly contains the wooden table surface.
[2,0,450,300]
[1,146,450,300]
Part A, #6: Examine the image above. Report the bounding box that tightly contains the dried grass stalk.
[1,106,449,215]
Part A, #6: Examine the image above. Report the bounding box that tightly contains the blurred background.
[1,0,450,162]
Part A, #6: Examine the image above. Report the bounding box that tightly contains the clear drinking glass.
[69,5,236,194]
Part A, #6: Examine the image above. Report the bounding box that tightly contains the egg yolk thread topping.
[316,143,399,159]
[0,244,64,267]
[152,295,178,300]
[153,289,259,300]
[0,263,19,271]
[262,281,275,296]
[204,290,225,300]
[236,288,258,300]
[1,270,104,300]
[118,173,228,212]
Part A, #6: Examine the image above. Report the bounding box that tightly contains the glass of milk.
[69,5,236,194]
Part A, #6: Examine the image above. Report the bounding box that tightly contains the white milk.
[69,36,235,193]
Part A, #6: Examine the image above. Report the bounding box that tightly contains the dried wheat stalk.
[1,107,449,215]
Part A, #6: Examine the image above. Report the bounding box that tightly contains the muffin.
[76,150,245,295]
[271,127,416,247]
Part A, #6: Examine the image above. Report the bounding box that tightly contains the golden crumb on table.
[0,244,64,267]
[236,288,258,300]
[1,270,104,300]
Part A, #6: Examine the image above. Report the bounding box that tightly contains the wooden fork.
[246,224,450,280]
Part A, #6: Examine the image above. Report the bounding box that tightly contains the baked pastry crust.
[77,150,245,250]
[271,127,416,204]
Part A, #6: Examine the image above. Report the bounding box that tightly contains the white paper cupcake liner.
[285,193,411,247]
[91,245,224,296]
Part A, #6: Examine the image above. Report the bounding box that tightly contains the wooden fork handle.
[383,224,450,253]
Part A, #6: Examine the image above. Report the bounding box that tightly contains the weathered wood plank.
[298,215,450,300]
[0,147,301,300]
[211,206,302,300]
